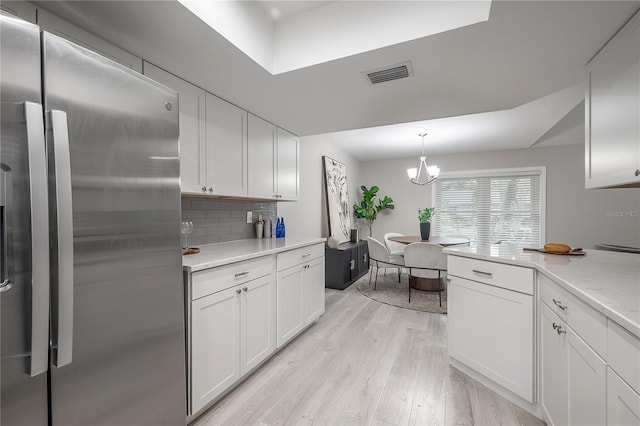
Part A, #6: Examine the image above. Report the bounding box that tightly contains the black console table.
[325,240,369,290]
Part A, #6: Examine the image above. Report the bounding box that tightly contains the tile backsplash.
[181,197,277,246]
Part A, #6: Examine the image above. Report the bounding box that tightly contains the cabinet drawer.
[539,273,607,357]
[447,255,533,294]
[192,256,273,300]
[608,320,640,395]
[277,243,324,271]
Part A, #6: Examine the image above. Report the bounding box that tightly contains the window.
[433,167,545,245]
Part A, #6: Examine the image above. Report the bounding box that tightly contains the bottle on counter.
[276,217,283,238]
[281,217,285,238]
[263,218,272,238]
[255,215,264,239]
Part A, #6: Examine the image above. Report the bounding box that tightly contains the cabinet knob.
[635,169,640,177]
[208,187,214,192]
[236,289,242,294]
[446,277,451,282]
[201,186,207,192]
[242,287,248,292]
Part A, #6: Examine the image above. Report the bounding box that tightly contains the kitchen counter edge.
[444,244,640,339]
[183,237,326,273]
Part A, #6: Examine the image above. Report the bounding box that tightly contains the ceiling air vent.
[364,61,414,85]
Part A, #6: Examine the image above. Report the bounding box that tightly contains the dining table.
[388,235,470,246]
[387,235,469,291]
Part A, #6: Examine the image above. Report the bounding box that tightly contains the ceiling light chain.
[407,133,440,185]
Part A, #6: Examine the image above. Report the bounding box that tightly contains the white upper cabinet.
[586,10,640,188]
[143,62,207,194]
[248,114,299,200]
[37,8,142,72]
[248,114,277,199]
[276,128,299,201]
[205,93,248,197]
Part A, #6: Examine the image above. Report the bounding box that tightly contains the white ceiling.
[34,1,640,160]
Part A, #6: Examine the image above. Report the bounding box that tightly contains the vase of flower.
[418,207,435,240]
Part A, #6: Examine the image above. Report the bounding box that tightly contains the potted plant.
[353,185,394,237]
[418,207,435,240]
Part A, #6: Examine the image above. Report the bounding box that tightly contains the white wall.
[278,134,362,239]
[360,144,640,249]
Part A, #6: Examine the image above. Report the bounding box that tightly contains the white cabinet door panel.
[248,114,275,199]
[191,287,240,414]
[541,302,568,426]
[241,275,275,375]
[607,367,640,426]
[303,257,325,324]
[276,128,298,200]
[448,276,533,402]
[276,265,304,347]
[205,93,247,197]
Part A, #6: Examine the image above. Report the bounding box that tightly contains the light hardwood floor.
[192,285,545,426]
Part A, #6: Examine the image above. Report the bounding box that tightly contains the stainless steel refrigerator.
[1,12,186,425]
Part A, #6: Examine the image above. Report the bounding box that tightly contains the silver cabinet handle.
[236,288,242,294]
[47,109,74,368]
[0,166,13,294]
[201,186,207,192]
[235,271,250,279]
[25,102,51,376]
[350,259,355,270]
[472,269,493,277]
[635,169,640,177]
[302,253,311,258]
[552,322,567,335]
[363,253,368,263]
[208,187,214,192]
[552,298,568,311]
[242,287,248,292]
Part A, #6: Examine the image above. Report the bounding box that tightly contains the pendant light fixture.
[407,133,440,185]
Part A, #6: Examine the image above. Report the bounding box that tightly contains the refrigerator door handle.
[47,109,74,368]
[0,165,13,294]
[24,101,50,376]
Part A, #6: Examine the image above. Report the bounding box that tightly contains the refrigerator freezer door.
[0,13,50,426]
[43,32,186,425]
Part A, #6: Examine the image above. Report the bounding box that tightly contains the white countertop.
[183,237,326,272]
[444,244,640,338]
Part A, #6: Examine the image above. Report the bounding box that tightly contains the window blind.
[434,169,544,245]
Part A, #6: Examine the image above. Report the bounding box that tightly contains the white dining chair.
[403,242,447,305]
[366,237,404,290]
[384,232,406,256]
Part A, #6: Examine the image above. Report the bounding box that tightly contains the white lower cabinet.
[191,287,240,414]
[448,274,533,402]
[540,302,606,426]
[188,258,275,415]
[607,366,640,426]
[276,244,325,348]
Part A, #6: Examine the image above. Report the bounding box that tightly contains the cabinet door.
[541,302,607,426]
[191,287,240,414]
[357,242,369,277]
[541,303,569,426]
[144,62,206,194]
[586,12,640,188]
[240,275,275,375]
[37,8,142,72]
[448,276,533,402]
[276,264,304,347]
[607,367,640,426]
[303,257,325,325]
[567,326,606,426]
[205,93,248,197]
[276,127,299,200]
[248,113,276,199]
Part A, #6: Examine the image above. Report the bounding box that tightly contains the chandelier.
[407,133,440,185]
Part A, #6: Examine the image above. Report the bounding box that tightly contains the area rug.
[354,270,447,314]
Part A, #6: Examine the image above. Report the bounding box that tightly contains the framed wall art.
[322,156,352,244]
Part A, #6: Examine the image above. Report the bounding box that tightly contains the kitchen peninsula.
[444,244,640,425]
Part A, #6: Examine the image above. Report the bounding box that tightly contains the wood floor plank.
[191,285,545,426]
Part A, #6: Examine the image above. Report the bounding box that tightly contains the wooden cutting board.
[182,247,200,256]
[523,247,586,256]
